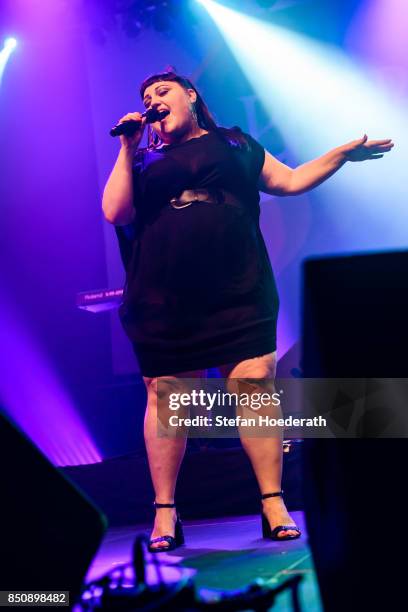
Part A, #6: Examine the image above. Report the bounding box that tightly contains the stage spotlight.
[1,36,18,84]
[4,37,17,50]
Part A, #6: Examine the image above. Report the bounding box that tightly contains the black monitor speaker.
[0,411,107,605]
[301,250,408,611]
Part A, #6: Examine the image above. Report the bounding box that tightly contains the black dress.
[116,129,279,377]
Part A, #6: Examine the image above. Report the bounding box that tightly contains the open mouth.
[146,108,170,124]
[158,109,170,121]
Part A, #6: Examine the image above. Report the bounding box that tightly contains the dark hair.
[139,71,249,150]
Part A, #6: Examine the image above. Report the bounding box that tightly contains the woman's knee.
[222,352,277,394]
[143,368,206,399]
[143,376,181,405]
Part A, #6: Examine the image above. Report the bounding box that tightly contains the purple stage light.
[346,0,408,71]
[0,295,102,466]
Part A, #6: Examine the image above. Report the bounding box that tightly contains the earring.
[190,103,198,124]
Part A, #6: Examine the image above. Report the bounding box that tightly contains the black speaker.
[301,251,408,611]
[302,250,408,377]
[0,411,107,605]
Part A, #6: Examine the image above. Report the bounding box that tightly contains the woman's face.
[142,80,197,141]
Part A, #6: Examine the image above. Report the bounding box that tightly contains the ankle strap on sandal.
[261,491,283,500]
[153,501,176,508]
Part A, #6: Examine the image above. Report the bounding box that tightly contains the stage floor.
[85,511,322,611]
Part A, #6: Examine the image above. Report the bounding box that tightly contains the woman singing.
[102,71,393,552]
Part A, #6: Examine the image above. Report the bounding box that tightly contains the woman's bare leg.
[143,368,205,549]
[218,352,299,538]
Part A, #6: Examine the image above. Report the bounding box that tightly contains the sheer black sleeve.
[242,132,266,181]
[114,149,144,271]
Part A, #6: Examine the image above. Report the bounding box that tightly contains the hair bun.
[163,65,177,73]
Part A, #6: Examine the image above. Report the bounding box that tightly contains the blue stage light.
[198,0,407,250]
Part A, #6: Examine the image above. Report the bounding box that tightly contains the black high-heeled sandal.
[147,502,184,553]
[261,491,301,541]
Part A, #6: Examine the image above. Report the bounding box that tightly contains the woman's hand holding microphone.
[116,112,147,152]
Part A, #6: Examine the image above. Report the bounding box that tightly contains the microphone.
[110,108,169,137]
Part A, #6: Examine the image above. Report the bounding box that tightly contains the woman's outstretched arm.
[258,135,394,197]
